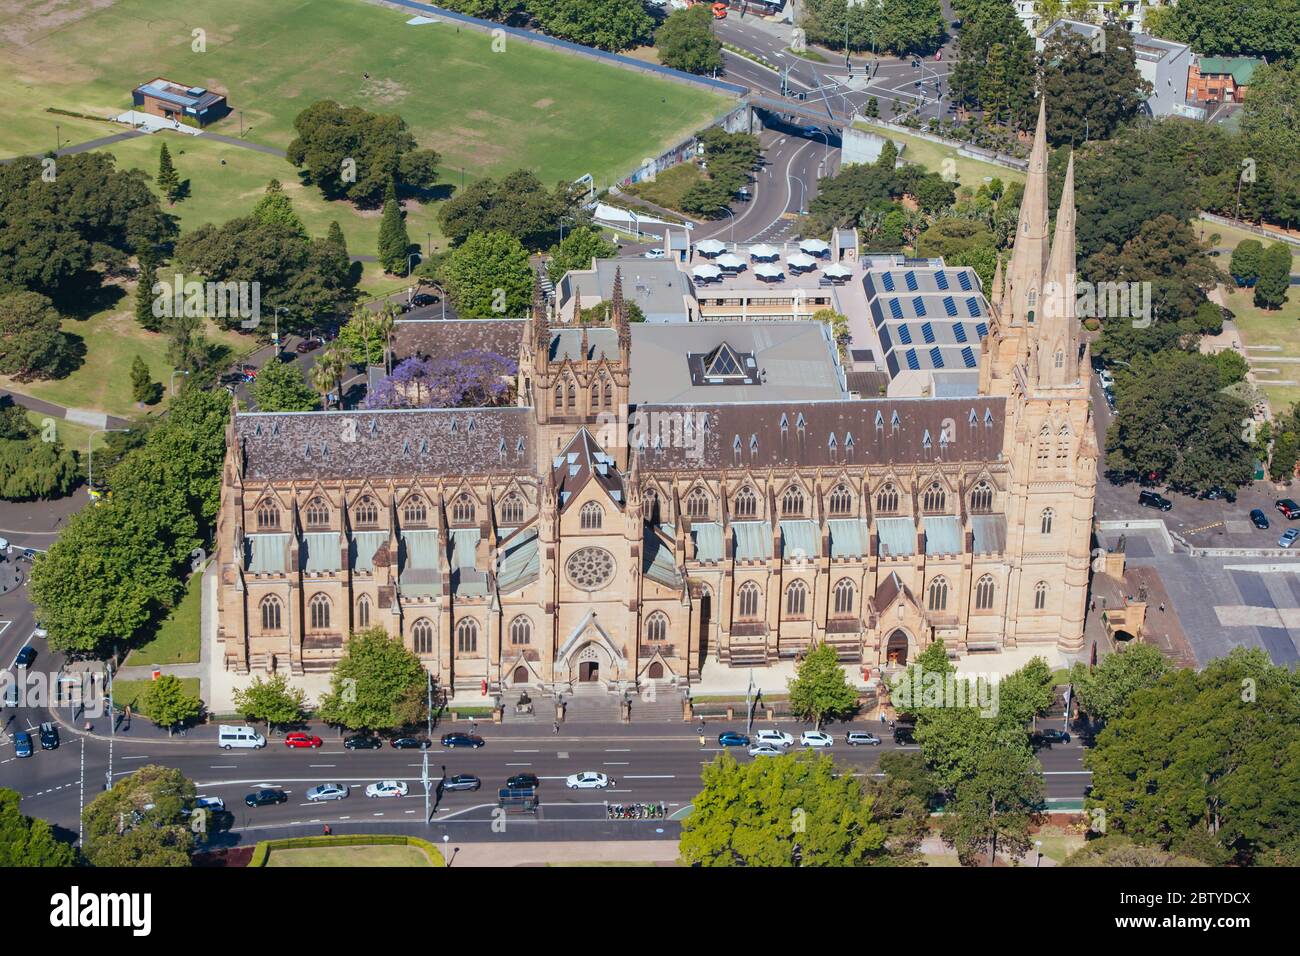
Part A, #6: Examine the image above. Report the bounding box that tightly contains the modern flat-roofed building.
[132,77,229,127]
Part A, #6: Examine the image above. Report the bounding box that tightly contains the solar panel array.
[865,265,990,376]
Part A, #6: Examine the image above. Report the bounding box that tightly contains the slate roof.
[236,408,535,480]
[552,428,624,511]
[634,397,1005,471]
[392,319,524,361]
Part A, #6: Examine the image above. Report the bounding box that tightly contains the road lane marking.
[604,761,629,765]
[624,775,674,779]
[604,748,630,752]
[308,764,335,768]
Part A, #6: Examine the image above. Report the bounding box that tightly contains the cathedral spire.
[1004,96,1051,329]
[1035,151,1080,389]
[990,255,1004,310]
[612,266,631,351]
[532,272,550,350]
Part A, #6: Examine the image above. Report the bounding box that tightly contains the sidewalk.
[446,840,679,866]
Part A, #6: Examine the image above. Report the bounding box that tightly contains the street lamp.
[1034,839,1043,867]
[87,427,130,496]
[441,833,451,866]
[406,253,420,277]
[719,205,737,246]
[791,175,808,215]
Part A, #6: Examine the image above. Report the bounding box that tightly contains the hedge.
[248,833,445,867]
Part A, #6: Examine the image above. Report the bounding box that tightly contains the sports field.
[0,0,731,189]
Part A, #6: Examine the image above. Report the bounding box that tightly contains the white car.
[755,729,794,748]
[642,249,666,260]
[800,730,834,748]
[565,771,610,790]
[364,780,408,799]
[306,783,350,802]
[1098,369,1115,390]
[749,744,783,757]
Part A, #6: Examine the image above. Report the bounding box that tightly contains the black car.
[39,721,59,750]
[441,733,485,749]
[1250,508,1271,530]
[343,734,383,750]
[294,338,322,354]
[893,725,916,745]
[1138,489,1173,512]
[442,773,481,792]
[244,788,287,808]
[1031,728,1071,747]
[390,736,432,750]
[412,293,439,307]
[505,773,539,790]
[1200,486,1234,502]
[13,646,35,668]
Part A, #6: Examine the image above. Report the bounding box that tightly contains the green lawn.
[852,121,1026,193]
[1034,826,1086,864]
[1225,282,1300,411]
[0,0,730,192]
[0,293,249,418]
[266,845,436,867]
[125,572,203,666]
[24,411,103,455]
[111,677,202,717]
[625,161,705,216]
[1195,216,1300,255]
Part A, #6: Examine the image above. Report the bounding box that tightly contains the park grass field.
[852,120,1025,193]
[265,845,436,867]
[1223,282,1300,412]
[111,677,202,717]
[0,0,731,190]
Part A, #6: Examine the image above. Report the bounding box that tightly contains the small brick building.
[131,77,229,127]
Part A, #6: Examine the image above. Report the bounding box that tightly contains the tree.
[864,751,936,860]
[949,0,1035,128]
[655,6,723,75]
[940,745,1045,866]
[232,673,307,732]
[1067,643,1169,727]
[680,751,889,866]
[1229,238,1264,284]
[251,179,307,238]
[366,351,517,410]
[248,358,319,412]
[1040,26,1151,147]
[285,101,441,207]
[548,226,618,281]
[578,301,646,324]
[438,170,583,251]
[141,674,203,734]
[130,355,161,405]
[316,627,429,731]
[800,0,943,56]
[82,765,195,867]
[0,430,79,501]
[0,788,77,866]
[1105,350,1255,493]
[1086,214,1220,322]
[1064,835,1208,867]
[529,0,654,52]
[156,141,181,205]
[1253,241,1292,309]
[914,217,996,260]
[442,230,534,318]
[134,244,163,332]
[377,179,412,274]
[787,642,859,728]
[1152,0,1300,61]
[1084,648,1300,865]
[0,290,72,380]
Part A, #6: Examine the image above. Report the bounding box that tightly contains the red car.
[1277,499,1300,520]
[284,732,323,749]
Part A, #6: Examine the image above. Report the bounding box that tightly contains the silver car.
[305,783,350,802]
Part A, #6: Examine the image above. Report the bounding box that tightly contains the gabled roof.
[551,428,624,512]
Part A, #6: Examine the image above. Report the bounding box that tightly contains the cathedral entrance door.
[886,630,909,666]
[579,661,600,682]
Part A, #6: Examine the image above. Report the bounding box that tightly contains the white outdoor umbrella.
[716,253,745,270]
[692,263,723,280]
[754,262,784,280]
[787,252,817,270]
[750,243,780,260]
[824,262,852,279]
[696,239,726,256]
[799,238,831,255]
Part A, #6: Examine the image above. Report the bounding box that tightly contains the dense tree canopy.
[799,0,945,56]
[531,0,654,51]
[441,230,535,318]
[949,0,1036,128]
[787,643,859,728]
[655,5,722,75]
[438,170,583,250]
[317,627,430,731]
[285,101,441,207]
[0,789,77,867]
[1148,0,1300,61]
[248,357,320,412]
[0,404,78,501]
[1040,25,1151,147]
[1067,643,1169,728]
[548,225,618,281]
[0,290,73,380]
[679,128,762,217]
[83,765,196,867]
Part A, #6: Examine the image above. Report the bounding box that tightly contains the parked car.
[642,249,666,260]
[294,338,322,354]
[845,731,881,746]
[506,773,540,790]
[244,789,287,808]
[800,730,834,748]
[365,780,409,799]
[748,744,783,757]
[194,796,226,812]
[1200,486,1234,502]
[1097,369,1115,390]
[717,731,750,747]
[412,293,439,307]
[1277,499,1300,520]
[390,736,432,750]
[893,725,916,745]
[1031,729,1071,747]
[1279,528,1299,549]
[1138,490,1173,512]
[39,721,58,750]
[305,783,350,802]
[442,773,481,792]
[13,646,35,669]
[440,733,485,749]
[13,731,32,758]
[20,548,37,561]
[754,729,794,748]
[343,734,383,750]
[565,771,610,789]
[284,731,323,749]
[1250,508,1271,530]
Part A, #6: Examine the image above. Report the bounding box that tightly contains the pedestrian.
[1159,602,1166,612]
[323,824,331,836]
[699,734,706,749]
[553,720,560,735]
[879,712,886,726]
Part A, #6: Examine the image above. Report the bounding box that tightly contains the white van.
[218,724,266,750]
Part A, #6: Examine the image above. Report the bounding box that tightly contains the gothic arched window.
[975,574,996,611]
[510,616,532,646]
[734,486,757,518]
[927,576,948,612]
[580,501,604,530]
[833,578,855,616]
[260,595,282,631]
[737,582,762,619]
[969,480,993,514]
[922,481,947,513]
[456,618,478,653]
[308,593,331,630]
[875,483,899,514]
[413,618,434,655]
[256,499,280,531]
[785,580,808,618]
[304,497,329,528]
[829,484,853,515]
[781,485,805,517]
